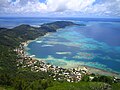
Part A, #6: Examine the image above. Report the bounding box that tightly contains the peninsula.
[0,21,79,47]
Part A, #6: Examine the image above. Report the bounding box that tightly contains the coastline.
[14,21,119,79]
[23,33,51,50]
[23,38,120,78]
[81,65,120,78]
[33,56,120,78]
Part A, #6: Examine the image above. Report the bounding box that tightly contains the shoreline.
[81,65,120,78]
[22,32,120,79]
[33,57,120,78]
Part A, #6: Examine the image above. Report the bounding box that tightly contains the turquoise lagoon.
[26,21,120,74]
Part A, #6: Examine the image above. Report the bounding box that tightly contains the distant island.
[0,21,120,90]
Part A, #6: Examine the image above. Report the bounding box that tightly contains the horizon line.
[0,16,120,19]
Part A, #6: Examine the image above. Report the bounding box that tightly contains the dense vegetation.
[0,44,53,90]
[0,21,120,90]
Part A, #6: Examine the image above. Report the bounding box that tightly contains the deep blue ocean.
[0,17,120,73]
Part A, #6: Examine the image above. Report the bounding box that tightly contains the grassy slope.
[47,82,120,90]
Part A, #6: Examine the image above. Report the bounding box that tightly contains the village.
[14,42,94,82]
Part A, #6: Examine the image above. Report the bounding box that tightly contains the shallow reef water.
[26,21,120,74]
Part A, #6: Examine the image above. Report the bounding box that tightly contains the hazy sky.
[0,0,120,17]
